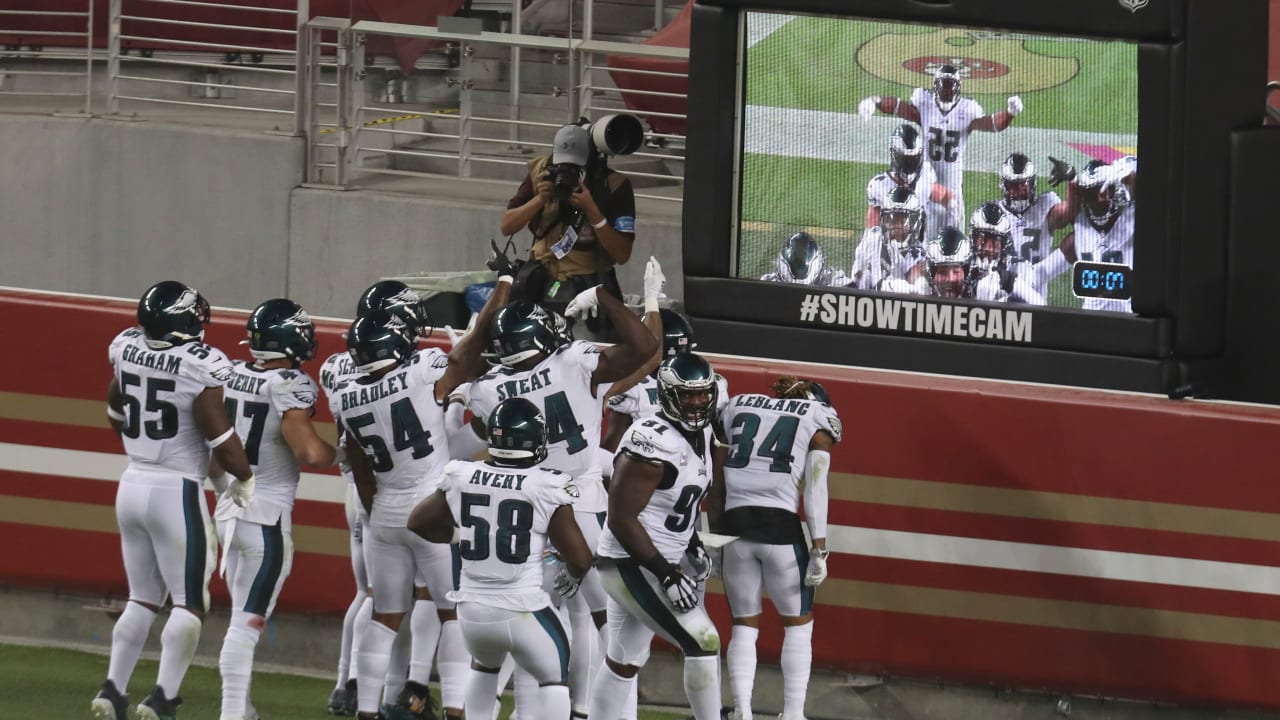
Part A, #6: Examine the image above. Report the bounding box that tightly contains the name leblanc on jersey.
[732,396,812,415]
[121,343,185,373]
[797,293,1032,343]
[493,368,554,401]
[468,469,527,491]
[339,371,410,410]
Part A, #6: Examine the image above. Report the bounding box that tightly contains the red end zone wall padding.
[5,288,1280,710]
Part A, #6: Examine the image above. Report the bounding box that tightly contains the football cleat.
[136,685,183,720]
[90,679,129,720]
[328,678,358,715]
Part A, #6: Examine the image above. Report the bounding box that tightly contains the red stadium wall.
[4,287,1280,711]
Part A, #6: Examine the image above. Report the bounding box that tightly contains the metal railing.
[0,4,95,115]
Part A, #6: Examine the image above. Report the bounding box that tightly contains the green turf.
[0,643,686,720]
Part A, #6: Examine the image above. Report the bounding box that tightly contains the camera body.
[547,163,584,204]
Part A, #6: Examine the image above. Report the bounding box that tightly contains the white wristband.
[592,217,608,230]
[497,275,514,286]
[644,297,660,314]
[207,427,236,449]
[106,406,126,422]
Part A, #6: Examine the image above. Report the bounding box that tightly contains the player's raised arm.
[858,94,921,124]
[970,96,1022,133]
[435,272,513,402]
[564,285,659,386]
[605,256,665,401]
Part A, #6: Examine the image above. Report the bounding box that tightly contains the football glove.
[857,96,878,120]
[564,284,602,320]
[1047,156,1076,187]
[224,474,256,508]
[643,255,666,301]
[804,547,829,587]
[685,543,713,583]
[661,569,700,612]
[486,238,519,277]
[553,567,582,600]
[1006,95,1024,117]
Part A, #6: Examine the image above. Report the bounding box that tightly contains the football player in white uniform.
[338,275,512,720]
[590,353,724,720]
[863,124,959,242]
[991,153,1076,301]
[924,227,977,299]
[466,286,658,720]
[1067,159,1137,313]
[712,377,841,720]
[216,299,338,720]
[851,186,929,294]
[93,281,255,720]
[407,398,593,720]
[759,232,850,287]
[968,202,1047,306]
[860,64,1022,220]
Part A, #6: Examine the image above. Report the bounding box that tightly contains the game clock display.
[1071,262,1132,301]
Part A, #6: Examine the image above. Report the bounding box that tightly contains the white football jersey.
[597,415,714,563]
[972,270,1046,306]
[320,350,362,488]
[1074,204,1136,313]
[720,394,841,514]
[470,341,608,513]
[865,162,939,214]
[607,374,730,421]
[333,348,452,527]
[850,227,927,292]
[1000,189,1063,268]
[909,88,985,191]
[109,327,234,479]
[221,361,318,522]
[441,458,578,612]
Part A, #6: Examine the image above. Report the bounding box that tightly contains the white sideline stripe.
[746,14,795,48]
[0,442,348,504]
[6,442,1280,595]
[831,525,1280,597]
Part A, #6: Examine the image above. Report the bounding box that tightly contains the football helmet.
[1077,159,1128,226]
[486,397,548,467]
[969,202,1013,275]
[777,377,831,405]
[659,309,696,359]
[889,124,924,184]
[346,308,416,374]
[656,353,718,432]
[880,185,924,253]
[924,227,974,299]
[934,64,962,111]
[245,298,317,364]
[772,232,826,284]
[1000,152,1037,214]
[137,280,211,349]
[487,301,562,367]
[356,280,432,338]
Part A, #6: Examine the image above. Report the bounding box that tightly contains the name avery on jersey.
[468,469,528,491]
[801,293,1032,344]
[120,343,186,374]
[493,368,555,401]
[731,396,816,415]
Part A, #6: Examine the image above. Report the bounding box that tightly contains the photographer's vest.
[526,155,628,281]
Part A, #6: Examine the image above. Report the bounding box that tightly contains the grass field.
[0,643,686,720]
[736,13,1139,308]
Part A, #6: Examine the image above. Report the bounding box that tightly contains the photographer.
[500,120,638,341]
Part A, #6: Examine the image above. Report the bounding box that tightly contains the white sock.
[337,590,368,686]
[781,623,814,719]
[218,611,262,719]
[513,666,539,720]
[621,672,639,720]
[156,606,202,699]
[540,683,571,720]
[568,611,597,716]
[683,655,721,720]
[492,656,516,720]
[587,665,633,720]
[107,602,156,695]
[727,625,758,719]
[437,619,469,712]
[409,600,442,686]
[385,616,413,702]
[358,621,397,713]
[465,666,501,720]
[351,596,373,682]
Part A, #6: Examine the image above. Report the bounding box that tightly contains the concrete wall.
[0,112,684,319]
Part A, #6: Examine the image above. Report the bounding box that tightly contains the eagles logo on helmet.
[656,353,718,431]
[880,186,924,252]
[969,202,1014,276]
[487,301,565,367]
[1000,152,1038,214]
[137,280,211,349]
[924,227,975,299]
[245,298,318,364]
[346,309,416,374]
[889,124,924,184]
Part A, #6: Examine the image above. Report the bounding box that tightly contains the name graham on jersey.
[122,344,183,374]
[495,368,554,402]
[733,396,810,414]
[340,371,409,410]
[226,372,269,396]
[469,469,526,491]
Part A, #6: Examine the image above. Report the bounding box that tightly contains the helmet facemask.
[970,230,1008,276]
[925,228,974,299]
[934,65,962,112]
[656,355,718,432]
[775,233,824,284]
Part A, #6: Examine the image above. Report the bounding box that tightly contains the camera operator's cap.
[552,124,591,166]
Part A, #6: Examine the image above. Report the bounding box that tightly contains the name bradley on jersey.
[494,368,554,402]
[122,344,183,374]
[732,396,811,415]
[468,469,526,491]
[339,370,410,411]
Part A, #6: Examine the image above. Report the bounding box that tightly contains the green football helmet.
[659,309,696,359]
[487,301,563,367]
[486,398,549,467]
[346,308,416,373]
[245,298,317,364]
[137,280,211,349]
[356,280,432,338]
[657,353,718,431]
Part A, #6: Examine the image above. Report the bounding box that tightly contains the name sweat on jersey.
[597,415,714,563]
[719,393,842,545]
[334,348,452,527]
[470,341,609,513]
[217,360,319,525]
[109,327,234,480]
[440,458,579,612]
